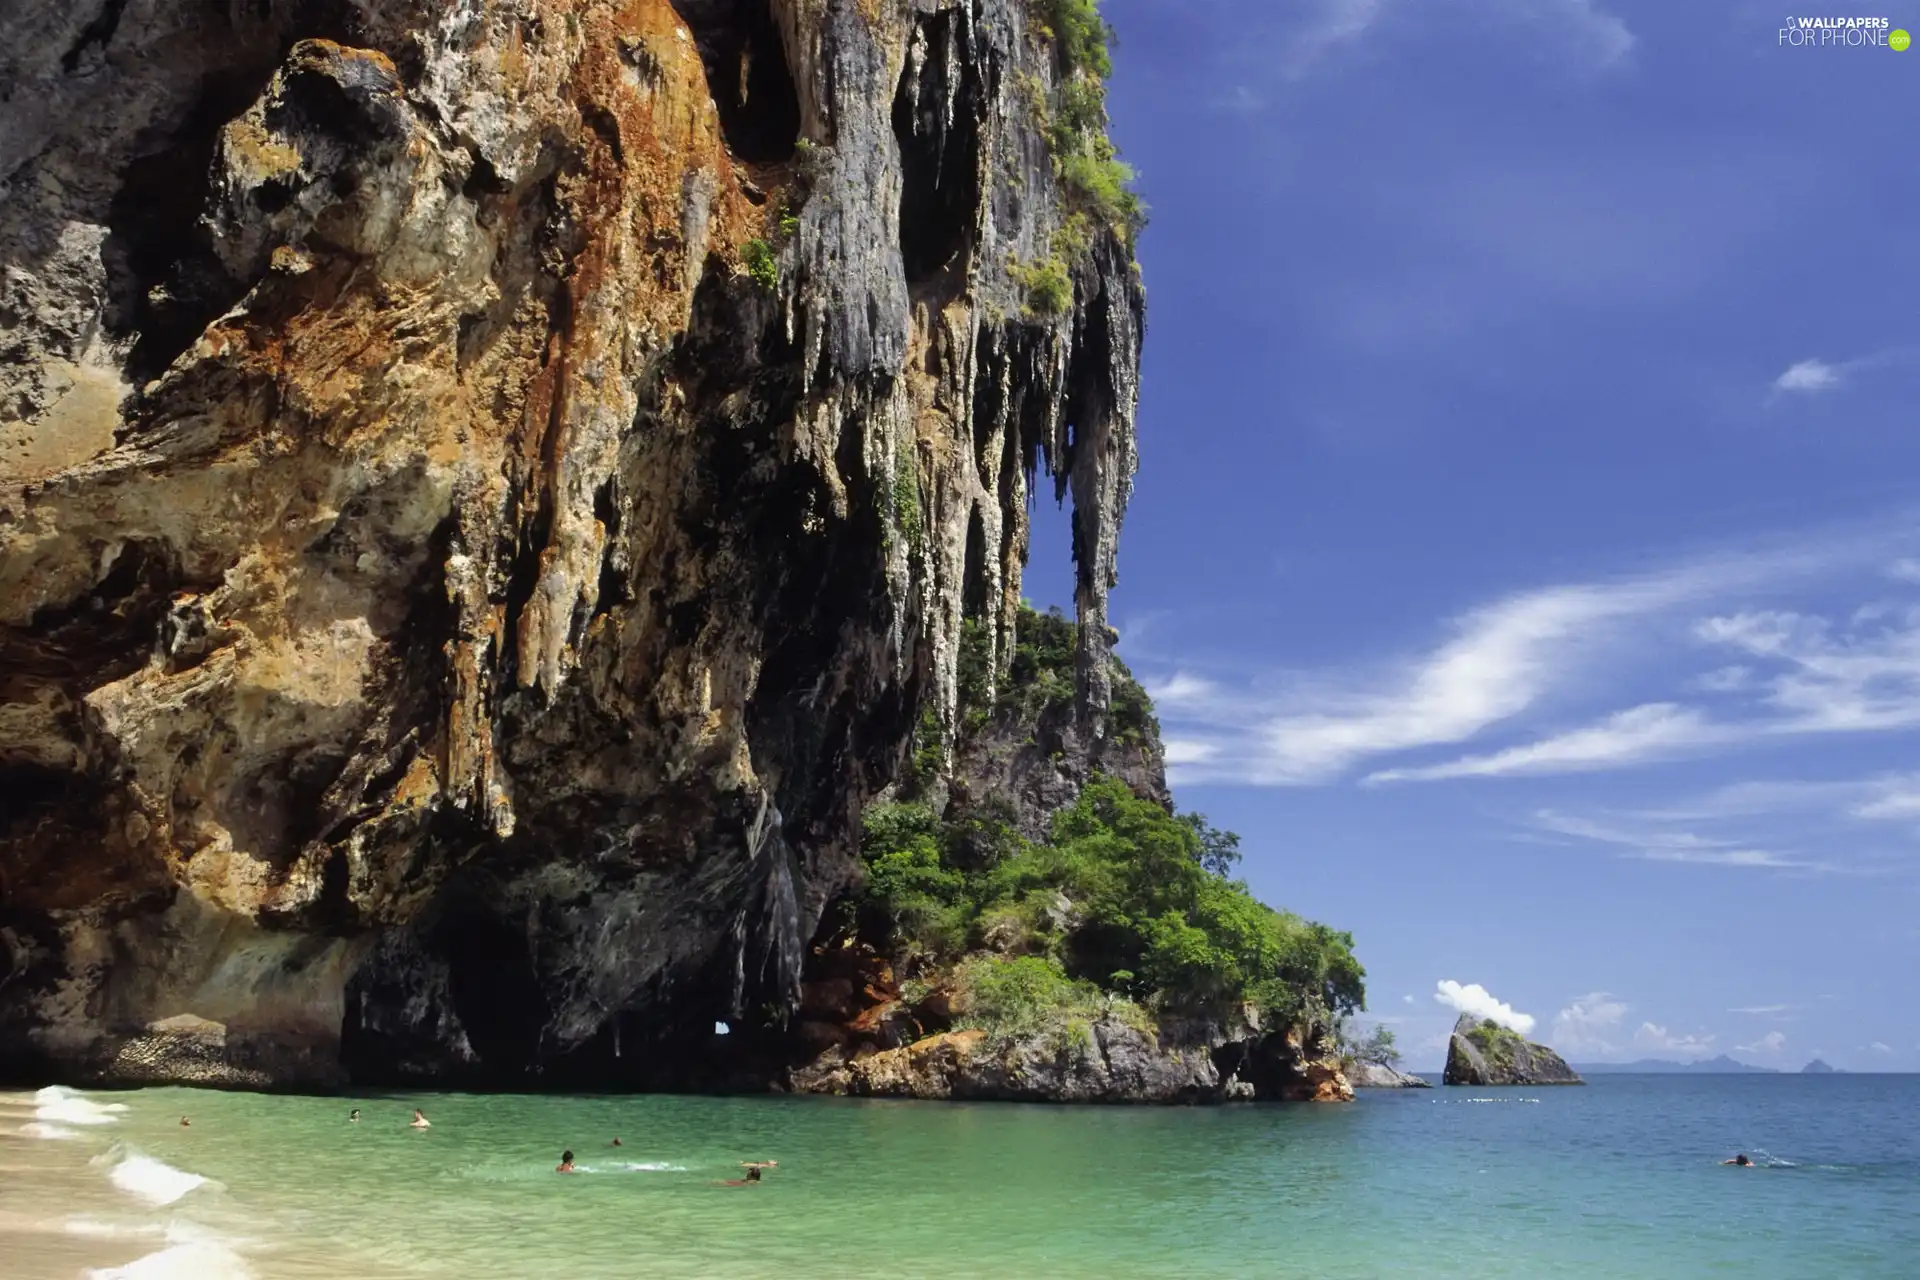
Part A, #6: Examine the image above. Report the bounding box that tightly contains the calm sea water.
[3,1075,1916,1278]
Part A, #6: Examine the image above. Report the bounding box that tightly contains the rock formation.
[1345,1059,1431,1089]
[1442,1015,1584,1086]
[0,0,1143,1089]
[784,605,1356,1104]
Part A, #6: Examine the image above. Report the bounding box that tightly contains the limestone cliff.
[1442,1016,1584,1087]
[0,0,1142,1089]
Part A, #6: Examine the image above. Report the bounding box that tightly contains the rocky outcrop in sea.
[1442,1015,1584,1086]
[1346,1060,1431,1089]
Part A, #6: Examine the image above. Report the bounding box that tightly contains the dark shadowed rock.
[1443,1015,1584,1086]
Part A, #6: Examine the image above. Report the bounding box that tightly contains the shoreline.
[0,1091,157,1279]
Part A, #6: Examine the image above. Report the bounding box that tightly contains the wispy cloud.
[1635,1022,1716,1058]
[1282,0,1387,79]
[1368,703,1717,783]
[1728,1004,1792,1016]
[1281,0,1633,79]
[1551,991,1627,1055]
[1434,979,1535,1034]
[1736,1030,1788,1055]
[1773,358,1844,394]
[1175,555,1787,785]
[1530,810,1834,872]
[1155,523,1920,789]
[1770,349,1915,399]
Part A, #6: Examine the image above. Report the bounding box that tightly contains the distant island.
[1801,1059,1841,1074]
[1573,1055,1778,1074]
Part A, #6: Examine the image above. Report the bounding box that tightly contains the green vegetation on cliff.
[1462,1018,1529,1069]
[861,606,1363,1046]
[1024,0,1146,243]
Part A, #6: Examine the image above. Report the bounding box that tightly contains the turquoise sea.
[4,1075,1916,1278]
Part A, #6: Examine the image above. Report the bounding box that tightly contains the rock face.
[0,0,1142,1089]
[1442,1015,1584,1086]
[1345,1060,1431,1089]
[795,1022,1231,1103]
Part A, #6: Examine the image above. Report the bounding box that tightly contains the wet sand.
[0,1092,151,1279]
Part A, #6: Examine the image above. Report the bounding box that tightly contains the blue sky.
[1021,0,1920,1070]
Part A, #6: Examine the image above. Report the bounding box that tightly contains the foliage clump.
[743,238,778,291]
[1024,0,1146,242]
[859,775,1366,1035]
[1009,255,1073,316]
[1465,1019,1528,1067]
[1338,1023,1402,1069]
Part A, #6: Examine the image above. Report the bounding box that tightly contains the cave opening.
[668,0,801,164]
[435,911,549,1077]
[893,10,986,285]
[962,505,990,619]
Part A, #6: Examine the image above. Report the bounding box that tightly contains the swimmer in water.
[556,1150,577,1173]
[410,1109,432,1129]
[716,1167,763,1187]
[179,1116,190,1127]
[1722,1153,1754,1167]
[610,1137,623,1147]
[349,1109,361,1123]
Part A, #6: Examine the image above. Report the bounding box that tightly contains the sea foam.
[20,1120,81,1140]
[104,1151,209,1207]
[86,1240,253,1280]
[35,1085,128,1127]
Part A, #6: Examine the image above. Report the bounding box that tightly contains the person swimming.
[610,1137,622,1147]
[410,1109,432,1129]
[178,1116,190,1127]
[556,1150,577,1173]
[1722,1153,1754,1167]
[348,1109,361,1123]
[716,1166,763,1187]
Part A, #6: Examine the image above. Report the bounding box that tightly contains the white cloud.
[1770,350,1913,399]
[1869,1041,1893,1054]
[1530,810,1829,871]
[1402,994,1415,1004]
[1244,561,1763,784]
[1368,703,1717,782]
[1635,1022,1716,1058]
[1158,524,1920,790]
[1728,1004,1791,1016]
[1149,672,1218,706]
[1434,980,1536,1035]
[1282,0,1632,78]
[1773,358,1843,393]
[1737,1030,1788,1055]
[1551,992,1628,1055]
[1162,739,1219,767]
[1373,593,1920,788]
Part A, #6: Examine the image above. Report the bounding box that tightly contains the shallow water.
[3,1075,1916,1278]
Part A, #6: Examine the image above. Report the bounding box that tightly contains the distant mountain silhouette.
[1570,1055,1778,1074]
[1800,1058,1841,1074]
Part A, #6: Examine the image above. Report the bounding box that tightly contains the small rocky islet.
[1442,1015,1585,1087]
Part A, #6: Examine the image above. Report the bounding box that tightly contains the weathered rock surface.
[1443,1015,1584,1086]
[0,0,1143,1089]
[793,1020,1230,1103]
[1346,1060,1431,1089]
